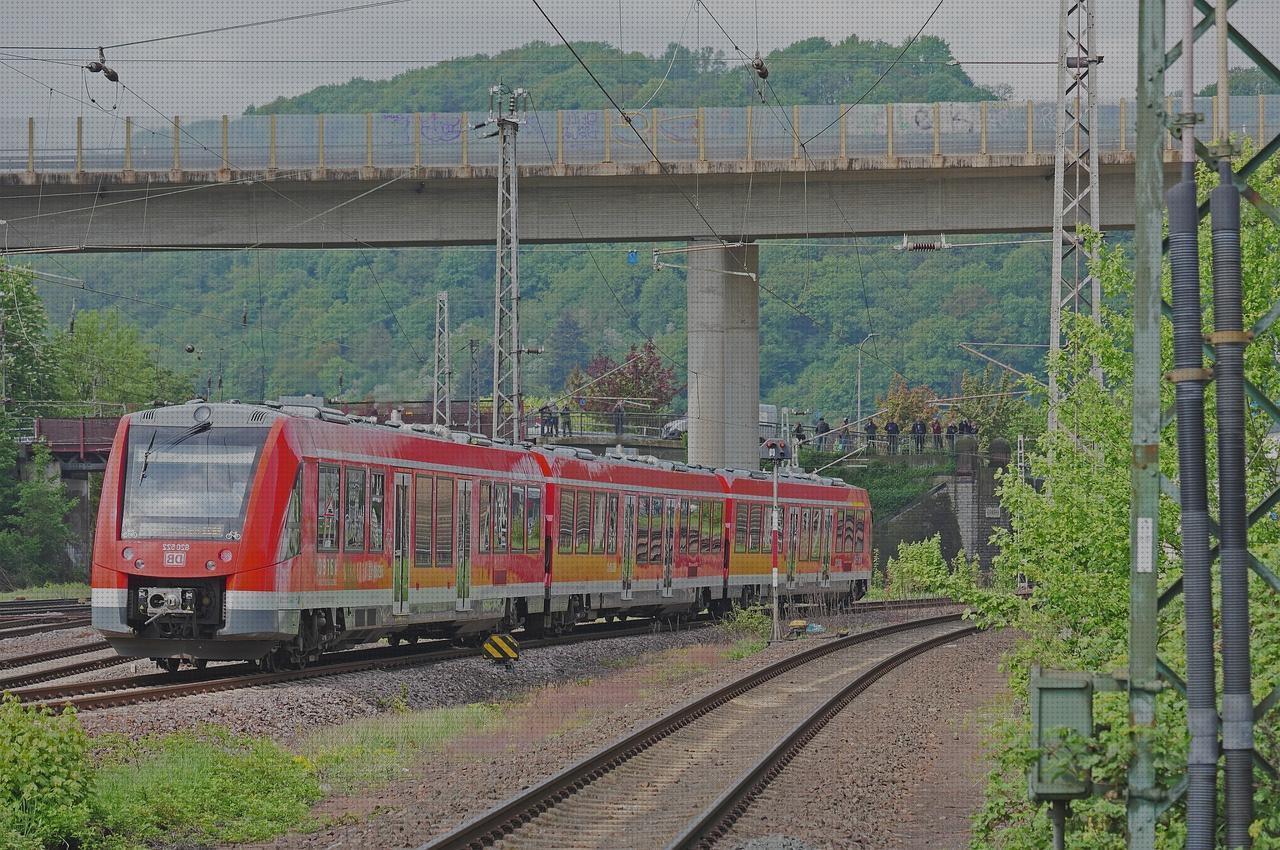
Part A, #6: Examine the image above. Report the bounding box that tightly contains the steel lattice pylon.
[1048,0,1103,431]
[432,291,451,427]
[489,87,527,442]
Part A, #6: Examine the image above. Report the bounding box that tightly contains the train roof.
[125,401,865,505]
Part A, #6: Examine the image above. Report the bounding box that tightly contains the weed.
[301,703,501,792]
[726,638,767,660]
[0,582,91,602]
[0,696,94,849]
[721,605,772,642]
[92,725,321,846]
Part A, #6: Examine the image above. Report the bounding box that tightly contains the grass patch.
[640,650,713,685]
[721,605,771,642]
[300,703,502,792]
[0,582,90,601]
[92,725,321,846]
[726,637,767,660]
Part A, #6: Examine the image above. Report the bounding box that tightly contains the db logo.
[164,552,186,567]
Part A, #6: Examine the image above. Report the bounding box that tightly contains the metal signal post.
[486,85,530,443]
[433,291,451,427]
[1047,0,1103,431]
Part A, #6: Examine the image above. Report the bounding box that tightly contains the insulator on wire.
[752,56,769,80]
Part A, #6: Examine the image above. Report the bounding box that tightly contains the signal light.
[219,549,233,563]
[122,547,134,561]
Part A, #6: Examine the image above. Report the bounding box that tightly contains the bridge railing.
[2,96,1277,174]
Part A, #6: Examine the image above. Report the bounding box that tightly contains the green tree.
[0,436,77,589]
[53,309,194,409]
[546,313,589,390]
[0,265,57,410]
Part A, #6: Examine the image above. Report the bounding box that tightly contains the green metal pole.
[1130,0,1165,846]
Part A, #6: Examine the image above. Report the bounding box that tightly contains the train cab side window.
[317,464,340,552]
[368,472,385,553]
[492,483,510,553]
[478,481,492,553]
[734,505,747,553]
[748,504,763,553]
[511,485,526,552]
[854,510,866,553]
[575,491,592,555]
[526,487,542,552]
[709,502,723,554]
[654,496,666,562]
[344,468,367,552]
[591,492,608,554]
[435,478,454,565]
[415,475,434,568]
[558,490,574,554]
[277,467,303,561]
[605,494,618,554]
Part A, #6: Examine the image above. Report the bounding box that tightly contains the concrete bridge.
[4,96,1275,469]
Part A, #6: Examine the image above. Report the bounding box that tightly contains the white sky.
[0,1,1274,120]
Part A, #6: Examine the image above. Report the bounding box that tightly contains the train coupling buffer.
[482,633,520,666]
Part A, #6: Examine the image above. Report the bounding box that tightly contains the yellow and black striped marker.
[482,633,519,663]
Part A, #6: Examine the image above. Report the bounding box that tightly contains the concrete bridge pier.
[686,240,759,471]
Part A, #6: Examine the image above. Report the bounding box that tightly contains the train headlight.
[219,549,233,563]
[205,560,216,571]
[134,559,145,570]
[122,547,134,561]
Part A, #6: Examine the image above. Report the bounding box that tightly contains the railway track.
[11,618,713,711]
[0,599,89,619]
[0,617,92,640]
[423,613,977,850]
[0,639,112,669]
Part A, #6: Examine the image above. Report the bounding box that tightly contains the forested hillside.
[33,35,1051,418]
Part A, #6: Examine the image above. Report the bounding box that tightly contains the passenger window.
[492,483,509,553]
[855,510,866,553]
[511,486,526,552]
[344,468,366,551]
[678,499,690,553]
[799,508,810,560]
[688,501,702,554]
[415,475,433,567]
[649,497,664,562]
[709,502,723,554]
[368,472,385,553]
[636,497,650,563]
[575,491,592,554]
[748,505,763,553]
[606,494,618,554]
[526,487,542,552]
[558,490,574,554]
[478,481,491,553]
[278,467,303,561]
[591,492,608,554]
[735,505,748,553]
[317,464,340,552]
[809,510,822,560]
[435,478,454,565]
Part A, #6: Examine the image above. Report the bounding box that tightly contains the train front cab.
[91,403,300,663]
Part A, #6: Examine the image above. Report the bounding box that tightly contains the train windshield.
[121,425,266,540]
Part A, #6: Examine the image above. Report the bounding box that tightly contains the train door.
[392,473,411,615]
[786,507,800,588]
[821,509,834,588]
[662,497,676,597]
[621,494,635,601]
[455,479,472,611]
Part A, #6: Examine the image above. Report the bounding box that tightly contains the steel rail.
[0,653,137,691]
[0,617,92,640]
[421,612,968,850]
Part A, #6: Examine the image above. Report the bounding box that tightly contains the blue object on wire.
[627,250,639,265]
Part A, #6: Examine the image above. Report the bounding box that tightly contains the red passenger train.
[91,400,872,670]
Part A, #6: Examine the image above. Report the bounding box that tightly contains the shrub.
[721,605,772,643]
[0,695,94,848]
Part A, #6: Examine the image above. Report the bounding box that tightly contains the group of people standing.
[800,414,980,455]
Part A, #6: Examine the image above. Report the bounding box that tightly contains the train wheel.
[192,659,208,671]
[155,658,180,674]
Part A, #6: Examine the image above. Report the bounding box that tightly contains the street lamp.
[856,332,879,429]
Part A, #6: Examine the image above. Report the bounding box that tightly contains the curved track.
[423,613,977,850]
